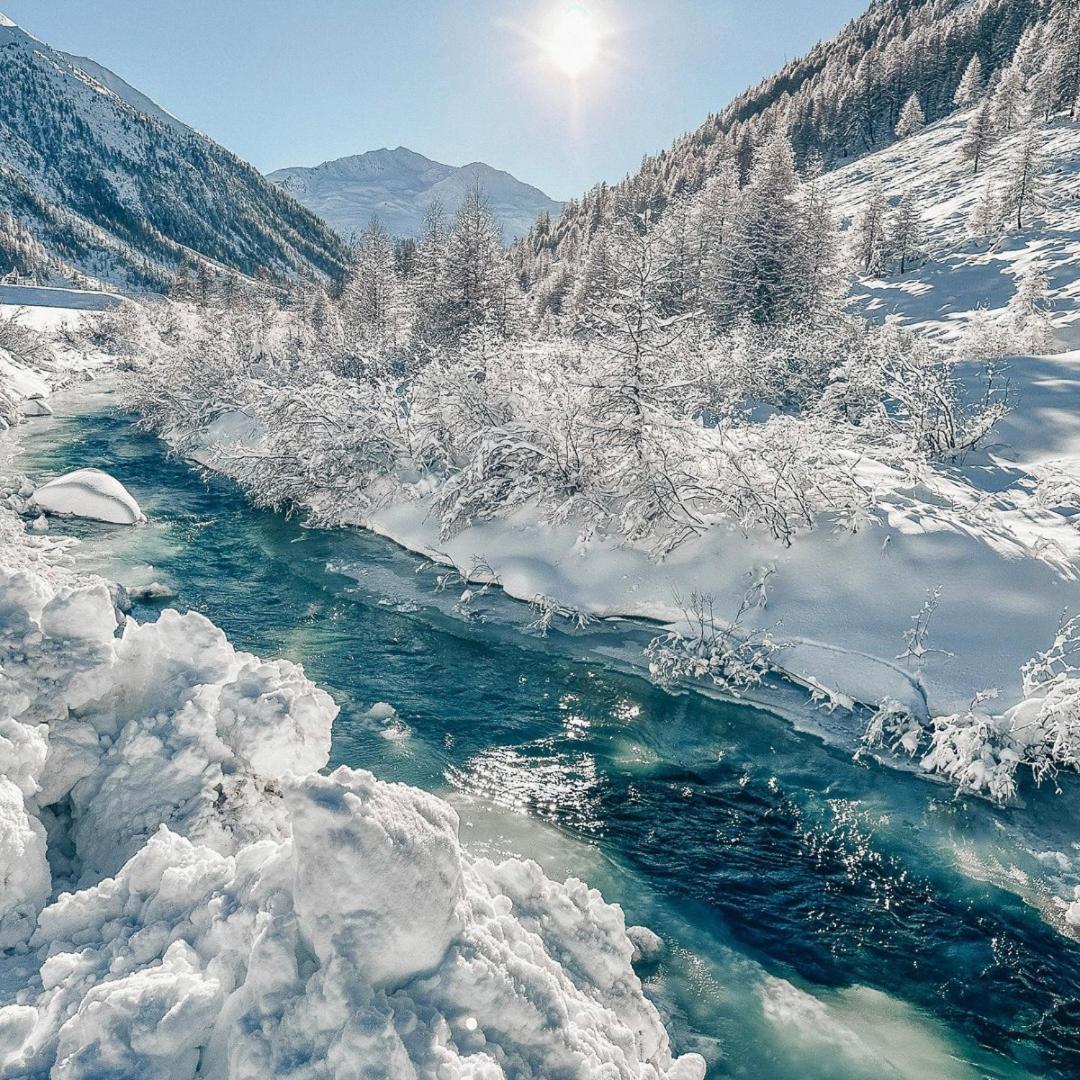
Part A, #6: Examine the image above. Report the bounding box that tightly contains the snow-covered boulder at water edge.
[30,468,144,524]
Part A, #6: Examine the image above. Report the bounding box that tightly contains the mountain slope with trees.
[512,0,1059,282]
[0,13,349,290]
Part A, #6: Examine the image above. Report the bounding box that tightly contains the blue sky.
[2,0,866,199]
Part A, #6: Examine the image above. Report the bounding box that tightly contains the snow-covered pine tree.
[854,183,890,274]
[968,181,1001,240]
[791,155,843,319]
[887,194,925,274]
[1047,0,1080,118]
[574,205,705,544]
[1002,114,1048,229]
[570,229,617,333]
[715,133,804,324]
[1007,261,1055,352]
[444,182,520,340]
[895,92,926,138]
[962,97,998,175]
[991,64,1025,133]
[1028,56,1064,121]
[954,54,985,107]
[341,217,408,369]
[410,200,451,349]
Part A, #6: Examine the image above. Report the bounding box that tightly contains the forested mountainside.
[0,14,349,290]
[513,0,1058,279]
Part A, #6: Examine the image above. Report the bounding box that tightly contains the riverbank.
[11,383,1080,1079]
[163,349,1080,795]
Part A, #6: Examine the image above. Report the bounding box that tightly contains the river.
[10,383,1080,1079]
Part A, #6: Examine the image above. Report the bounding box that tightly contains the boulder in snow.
[19,395,51,418]
[31,468,144,525]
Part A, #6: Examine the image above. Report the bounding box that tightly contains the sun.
[543,4,601,80]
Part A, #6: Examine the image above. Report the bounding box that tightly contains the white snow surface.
[31,468,143,525]
[0,509,703,1080]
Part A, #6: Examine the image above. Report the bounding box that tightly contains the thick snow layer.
[31,468,143,525]
[0,508,703,1079]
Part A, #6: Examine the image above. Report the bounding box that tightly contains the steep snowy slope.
[269,147,564,242]
[833,112,1080,347]
[0,13,349,289]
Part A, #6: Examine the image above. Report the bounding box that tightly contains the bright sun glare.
[544,4,600,80]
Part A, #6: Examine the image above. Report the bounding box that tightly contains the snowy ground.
[834,113,1080,347]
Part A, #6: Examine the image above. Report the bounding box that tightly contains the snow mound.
[31,468,144,525]
[0,510,702,1079]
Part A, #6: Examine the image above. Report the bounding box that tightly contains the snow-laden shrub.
[526,593,596,636]
[820,322,1009,458]
[121,285,1011,559]
[955,264,1058,360]
[864,617,1080,803]
[0,311,49,368]
[647,586,784,697]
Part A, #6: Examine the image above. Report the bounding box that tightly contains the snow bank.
[31,468,144,525]
[0,509,702,1079]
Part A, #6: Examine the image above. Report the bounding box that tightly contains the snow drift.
[0,508,703,1079]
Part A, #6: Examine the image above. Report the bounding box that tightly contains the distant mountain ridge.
[269,148,564,242]
[0,12,349,289]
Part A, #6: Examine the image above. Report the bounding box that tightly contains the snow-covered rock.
[18,396,50,418]
[0,510,703,1079]
[31,468,144,525]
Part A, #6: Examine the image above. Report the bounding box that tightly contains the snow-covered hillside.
[0,13,349,289]
[269,147,564,242]
[835,111,1080,347]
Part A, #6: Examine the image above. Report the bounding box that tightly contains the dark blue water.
[14,387,1080,1080]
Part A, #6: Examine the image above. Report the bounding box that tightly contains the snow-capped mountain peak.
[0,13,16,28]
[269,148,563,242]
